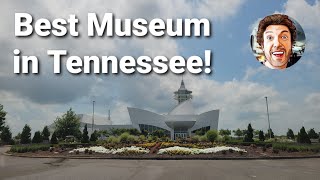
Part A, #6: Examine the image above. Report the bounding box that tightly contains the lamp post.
[92,100,95,132]
[265,97,271,139]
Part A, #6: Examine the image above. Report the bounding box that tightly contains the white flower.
[69,146,149,154]
[157,146,247,155]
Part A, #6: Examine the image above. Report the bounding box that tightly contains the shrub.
[119,132,130,143]
[127,135,137,144]
[139,135,146,142]
[199,135,207,142]
[107,136,119,144]
[206,130,218,143]
[191,135,200,143]
[10,144,50,153]
[84,148,89,154]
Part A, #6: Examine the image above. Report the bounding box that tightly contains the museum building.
[127,80,219,140]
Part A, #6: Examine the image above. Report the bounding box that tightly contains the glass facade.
[139,124,171,137]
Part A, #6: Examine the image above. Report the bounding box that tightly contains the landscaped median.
[5,141,320,159]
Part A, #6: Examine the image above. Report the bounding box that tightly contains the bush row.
[10,144,51,153]
[272,143,320,152]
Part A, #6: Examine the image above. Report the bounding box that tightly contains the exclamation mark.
[204,50,212,74]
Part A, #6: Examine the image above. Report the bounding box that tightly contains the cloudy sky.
[1,0,319,135]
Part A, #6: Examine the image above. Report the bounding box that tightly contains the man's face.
[262,25,292,69]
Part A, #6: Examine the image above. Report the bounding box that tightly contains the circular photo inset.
[250,14,306,70]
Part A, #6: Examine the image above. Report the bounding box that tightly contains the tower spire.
[174,78,192,104]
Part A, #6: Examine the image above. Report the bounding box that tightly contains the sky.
[1,0,319,136]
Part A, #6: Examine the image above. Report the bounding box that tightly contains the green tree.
[32,131,43,143]
[308,128,319,139]
[20,124,32,144]
[81,124,89,143]
[206,130,218,143]
[258,130,265,141]
[41,126,50,141]
[297,126,311,144]
[14,132,21,141]
[265,129,275,139]
[0,104,6,132]
[54,108,80,139]
[233,128,243,138]
[243,123,254,142]
[50,131,58,144]
[90,130,98,142]
[0,125,13,144]
[219,129,231,136]
[254,130,260,137]
[287,128,295,139]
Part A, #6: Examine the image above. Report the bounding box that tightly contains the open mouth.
[272,51,284,58]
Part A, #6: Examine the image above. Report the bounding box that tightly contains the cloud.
[283,0,320,52]
[3,0,320,137]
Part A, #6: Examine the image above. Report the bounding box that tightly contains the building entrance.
[174,133,188,140]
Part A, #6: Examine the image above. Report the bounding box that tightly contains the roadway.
[1,146,320,180]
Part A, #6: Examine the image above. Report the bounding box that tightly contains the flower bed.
[158,146,247,155]
[69,146,150,155]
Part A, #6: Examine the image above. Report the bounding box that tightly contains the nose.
[273,37,280,48]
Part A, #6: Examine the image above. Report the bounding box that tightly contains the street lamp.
[265,97,271,139]
[92,100,95,132]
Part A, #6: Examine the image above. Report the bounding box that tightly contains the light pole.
[265,97,271,139]
[92,100,95,132]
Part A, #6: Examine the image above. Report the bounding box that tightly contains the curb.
[3,152,320,160]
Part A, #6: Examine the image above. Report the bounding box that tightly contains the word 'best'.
[15,13,211,37]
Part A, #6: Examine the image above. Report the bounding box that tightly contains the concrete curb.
[3,152,320,160]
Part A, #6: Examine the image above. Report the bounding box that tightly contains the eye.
[282,35,288,40]
[266,35,273,41]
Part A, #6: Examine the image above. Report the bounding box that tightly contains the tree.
[243,123,254,142]
[233,128,243,138]
[308,128,319,139]
[54,108,80,139]
[20,124,32,144]
[0,104,6,132]
[258,130,265,141]
[81,124,89,143]
[14,132,21,141]
[254,130,260,137]
[265,128,275,139]
[287,129,295,139]
[41,126,50,141]
[219,129,231,136]
[90,130,98,142]
[50,131,58,144]
[32,131,43,143]
[297,126,311,144]
[0,125,13,144]
[206,130,218,143]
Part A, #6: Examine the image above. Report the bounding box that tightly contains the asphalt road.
[1,146,320,180]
